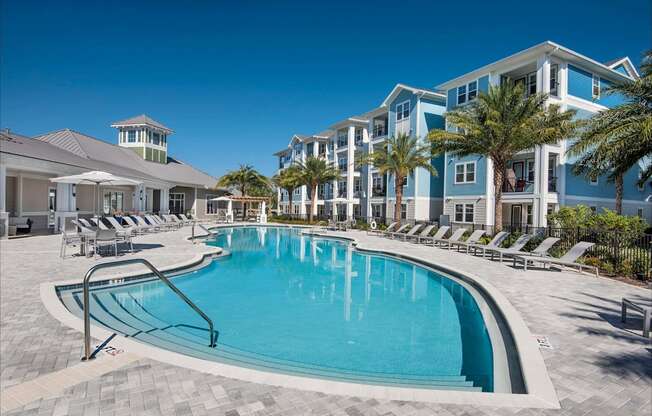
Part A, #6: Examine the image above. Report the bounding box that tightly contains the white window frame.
[550,64,559,96]
[127,130,136,143]
[457,79,479,105]
[169,193,185,214]
[467,80,478,101]
[454,203,474,223]
[396,100,410,122]
[457,85,467,105]
[592,75,600,99]
[454,161,476,184]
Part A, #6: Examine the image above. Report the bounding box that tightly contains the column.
[16,173,23,217]
[346,125,355,219]
[160,188,169,214]
[0,165,7,239]
[192,187,198,216]
[538,146,549,227]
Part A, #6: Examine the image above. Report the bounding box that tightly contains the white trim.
[564,195,651,205]
[454,161,477,184]
[453,202,475,223]
[395,100,411,123]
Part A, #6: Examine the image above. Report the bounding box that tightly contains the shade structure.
[210,196,233,222]
[50,171,141,215]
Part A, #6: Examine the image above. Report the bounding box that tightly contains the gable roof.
[605,57,640,79]
[437,40,636,90]
[381,83,446,107]
[34,129,218,188]
[110,114,173,133]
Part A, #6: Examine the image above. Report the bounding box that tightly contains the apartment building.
[275,41,651,226]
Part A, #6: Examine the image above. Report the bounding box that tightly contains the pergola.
[210,195,270,223]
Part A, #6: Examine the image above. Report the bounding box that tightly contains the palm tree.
[271,165,302,215]
[217,164,269,220]
[357,133,436,223]
[295,156,339,222]
[429,81,579,231]
[567,50,652,213]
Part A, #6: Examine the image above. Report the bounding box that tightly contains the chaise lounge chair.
[434,228,467,249]
[513,241,597,276]
[466,231,510,256]
[392,223,424,241]
[384,223,410,238]
[418,226,449,245]
[449,229,486,252]
[368,222,397,236]
[485,234,549,263]
[406,224,436,243]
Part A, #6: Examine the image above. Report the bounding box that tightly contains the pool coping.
[40,224,560,409]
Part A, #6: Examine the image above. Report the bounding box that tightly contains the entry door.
[511,205,522,228]
[48,187,57,227]
[512,161,524,180]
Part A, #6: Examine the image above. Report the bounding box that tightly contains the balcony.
[337,190,347,198]
[372,125,387,139]
[502,176,558,193]
[372,187,386,197]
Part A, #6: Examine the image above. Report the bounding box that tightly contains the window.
[550,64,559,96]
[592,75,600,99]
[169,193,185,214]
[527,73,537,96]
[318,143,326,156]
[338,180,347,197]
[103,191,124,214]
[457,85,467,105]
[294,144,302,156]
[338,157,347,170]
[455,162,476,184]
[396,101,410,121]
[162,135,166,146]
[454,203,474,223]
[337,131,348,147]
[152,132,160,145]
[401,203,407,220]
[127,130,136,143]
[401,176,408,187]
[206,194,218,214]
[306,143,314,156]
[637,208,644,218]
[526,205,533,225]
[372,174,383,189]
[372,204,383,218]
[354,178,361,194]
[467,81,478,101]
[354,128,363,146]
[329,140,334,152]
[527,160,535,182]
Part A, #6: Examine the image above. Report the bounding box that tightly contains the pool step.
[59,289,483,392]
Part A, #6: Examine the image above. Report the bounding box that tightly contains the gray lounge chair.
[368,222,397,236]
[132,215,161,232]
[466,231,510,256]
[105,217,134,251]
[622,298,651,338]
[383,223,409,238]
[392,223,424,241]
[406,224,436,243]
[449,229,486,252]
[418,226,450,245]
[434,228,467,249]
[485,234,545,263]
[93,229,118,257]
[514,241,597,276]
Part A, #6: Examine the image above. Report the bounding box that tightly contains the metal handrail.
[81,258,216,361]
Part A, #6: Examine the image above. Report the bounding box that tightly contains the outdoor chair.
[93,229,118,257]
[621,298,651,338]
[483,234,535,261]
[105,217,134,251]
[131,215,161,232]
[418,226,449,245]
[406,224,436,243]
[177,214,193,226]
[434,228,467,249]
[449,229,486,252]
[158,214,182,229]
[368,221,397,236]
[59,226,82,258]
[466,231,510,256]
[122,216,151,234]
[496,236,560,263]
[513,241,597,276]
[383,223,410,238]
[391,223,423,241]
[164,214,184,227]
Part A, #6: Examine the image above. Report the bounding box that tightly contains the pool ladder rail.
[80,258,217,361]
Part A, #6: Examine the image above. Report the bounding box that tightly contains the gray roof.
[5,128,220,189]
[110,114,172,133]
[35,129,218,188]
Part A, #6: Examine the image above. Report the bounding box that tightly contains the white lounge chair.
[466,231,510,256]
[418,226,450,245]
[406,224,436,243]
[122,216,151,234]
[435,228,467,249]
[177,214,194,226]
[449,229,486,252]
[105,217,134,251]
[514,241,597,276]
[59,226,82,258]
[133,215,162,232]
[483,234,535,262]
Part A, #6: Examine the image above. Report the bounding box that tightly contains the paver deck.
[1,225,650,415]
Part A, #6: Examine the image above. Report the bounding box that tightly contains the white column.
[16,173,23,217]
[537,54,551,97]
[192,187,198,216]
[160,188,169,214]
[346,125,355,219]
[538,146,549,227]
[0,165,7,239]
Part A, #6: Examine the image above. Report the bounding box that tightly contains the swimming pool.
[58,226,522,393]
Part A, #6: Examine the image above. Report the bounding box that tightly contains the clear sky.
[1,0,650,178]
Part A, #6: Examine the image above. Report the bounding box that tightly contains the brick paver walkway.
[1,226,650,415]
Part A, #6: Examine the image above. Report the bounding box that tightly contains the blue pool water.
[61,226,497,391]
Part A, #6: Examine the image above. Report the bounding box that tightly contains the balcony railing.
[548,177,558,192]
[372,187,386,197]
[502,176,558,193]
[337,190,347,198]
[372,126,387,138]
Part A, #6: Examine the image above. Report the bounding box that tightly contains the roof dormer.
[111,114,173,164]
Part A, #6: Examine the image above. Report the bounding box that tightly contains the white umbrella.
[50,171,141,216]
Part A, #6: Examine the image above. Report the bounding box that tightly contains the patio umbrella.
[50,171,141,216]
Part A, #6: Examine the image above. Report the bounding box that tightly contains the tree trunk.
[310,183,318,223]
[287,187,294,216]
[241,185,247,220]
[395,175,403,224]
[615,173,624,214]
[493,163,505,233]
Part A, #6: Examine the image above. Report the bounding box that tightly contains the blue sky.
[1,0,650,178]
